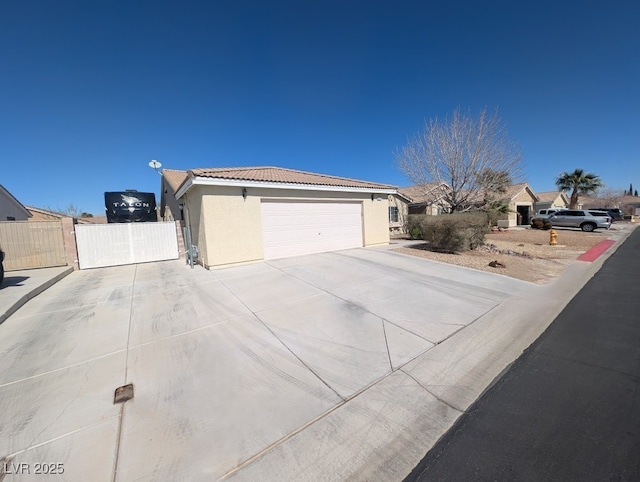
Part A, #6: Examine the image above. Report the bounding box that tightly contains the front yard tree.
[555,169,603,209]
[591,187,625,208]
[395,107,523,213]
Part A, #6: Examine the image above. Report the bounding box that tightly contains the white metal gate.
[75,222,179,269]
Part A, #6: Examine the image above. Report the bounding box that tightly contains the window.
[6,216,15,221]
[389,206,399,223]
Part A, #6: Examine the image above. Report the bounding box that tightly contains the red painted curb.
[577,239,616,262]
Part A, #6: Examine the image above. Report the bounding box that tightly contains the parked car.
[544,210,612,232]
[0,244,4,286]
[591,207,624,221]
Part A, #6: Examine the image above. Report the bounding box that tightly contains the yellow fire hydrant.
[549,229,558,246]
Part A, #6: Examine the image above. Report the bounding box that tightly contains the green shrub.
[420,212,489,253]
[531,218,552,230]
[405,214,426,240]
[410,226,422,239]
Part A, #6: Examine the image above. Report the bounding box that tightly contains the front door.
[516,205,530,225]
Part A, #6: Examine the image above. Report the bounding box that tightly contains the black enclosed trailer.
[104,191,158,223]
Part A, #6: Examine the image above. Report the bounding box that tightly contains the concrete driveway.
[0,246,595,480]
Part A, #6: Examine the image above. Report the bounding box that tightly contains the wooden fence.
[0,220,66,271]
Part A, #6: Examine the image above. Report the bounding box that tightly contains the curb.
[0,267,74,325]
[577,239,616,262]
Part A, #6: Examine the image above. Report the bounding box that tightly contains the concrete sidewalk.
[0,266,73,325]
[0,225,635,481]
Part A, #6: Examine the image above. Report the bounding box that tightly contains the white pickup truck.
[535,208,566,216]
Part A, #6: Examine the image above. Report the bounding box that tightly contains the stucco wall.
[363,194,391,245]
[161,180,184,222]
[388,195,409,234]
[182,186,207,266]
[183,185,390,268]
[203,186,264,267]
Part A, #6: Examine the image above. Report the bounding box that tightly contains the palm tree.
[555,169,603,209]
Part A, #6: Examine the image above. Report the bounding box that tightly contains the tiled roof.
[25,206,66,218]
[162,169,189,192]
[535,191,562,202]
[187,166,396,190]
[398,183,448,204]
[431,182,537,204]
[501,182,529,200]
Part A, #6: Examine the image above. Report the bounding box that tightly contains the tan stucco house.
[26,206,108,224]
[166,167,396,269]
[497,183,539,227]
[388,192,411,235]
[399,183,450,215]
[0,184,30,221]
[26,206,66,221]
[387,183,450,234]
[534,191,569,212]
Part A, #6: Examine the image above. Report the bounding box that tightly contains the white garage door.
[261,201,363,259]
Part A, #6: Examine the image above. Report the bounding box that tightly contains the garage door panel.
[262,201,363,259]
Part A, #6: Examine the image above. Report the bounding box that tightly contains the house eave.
[175,177,397,199]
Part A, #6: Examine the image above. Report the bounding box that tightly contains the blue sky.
[2,1,639,215]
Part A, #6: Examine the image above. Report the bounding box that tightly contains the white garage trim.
[261,200,363,260]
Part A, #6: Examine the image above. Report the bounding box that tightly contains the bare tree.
[395,107,523,213]
[43,203,84,218]
[582,187,625,208]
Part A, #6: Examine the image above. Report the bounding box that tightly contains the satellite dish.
[148,159,162,169]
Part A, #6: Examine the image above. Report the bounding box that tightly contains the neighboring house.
[26,206,107,224]
[497,183,539,227]
[534,191,569,212]
[619,195,640,216]
[160,169,189,221]
[0,184,31,221]
[26,206,67,221]
[387,183,449,235]
[398,183,450,215]
[167,166,396,269]
[581,194,640,217]
[391,182,537,228]
[388,192,411,235]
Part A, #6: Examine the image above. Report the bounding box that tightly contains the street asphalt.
[406,226,640,482]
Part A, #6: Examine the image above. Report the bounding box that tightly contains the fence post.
[61,217,79,270]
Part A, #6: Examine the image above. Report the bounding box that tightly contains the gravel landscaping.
[394,226,618,284]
